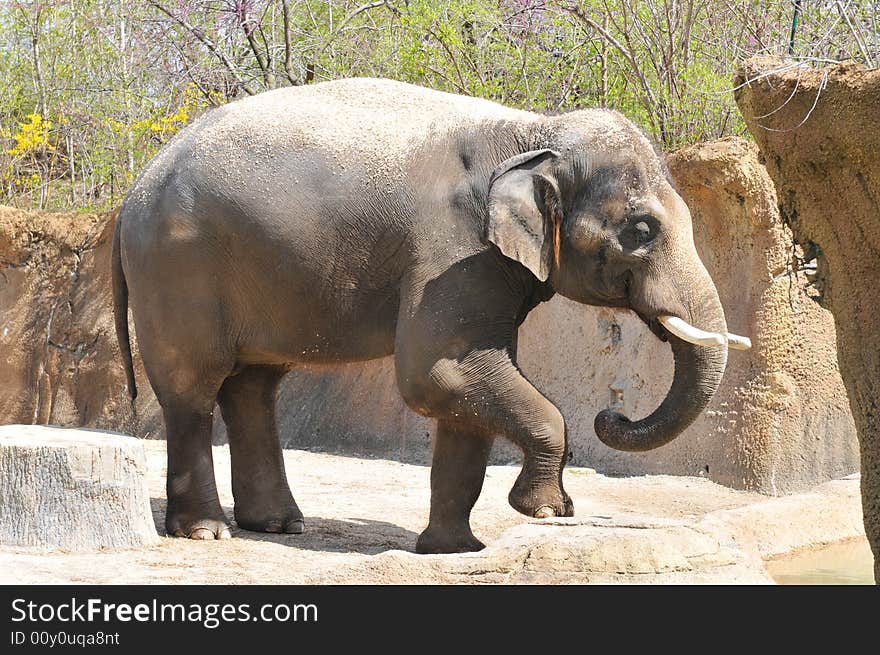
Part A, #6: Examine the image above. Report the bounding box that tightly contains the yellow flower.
[5,113,54,156]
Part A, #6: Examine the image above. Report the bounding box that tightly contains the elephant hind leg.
[162,401,231,540]
[416,420,493,554]
[133,305,236,540]
[217,365,304,534]
[142,352,232,540]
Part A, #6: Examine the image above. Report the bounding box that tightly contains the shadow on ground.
[150,497,418,555]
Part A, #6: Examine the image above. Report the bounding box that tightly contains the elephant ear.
[486,149,561,281]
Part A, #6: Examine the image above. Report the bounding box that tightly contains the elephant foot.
[237,515,305,534]
[508,477,574,519]
[234,500,305,535]
[416,525,485,554]
[166,511,232,540]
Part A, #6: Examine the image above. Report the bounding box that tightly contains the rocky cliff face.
[0,136,858,494]
[734,56,880,574]
[0,207,160,437]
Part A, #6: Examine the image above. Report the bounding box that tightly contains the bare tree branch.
[561,1,665,140]
[241,7,273,89]
[279,0,300,85]
[146,0,257,95]
[424,24,470,95]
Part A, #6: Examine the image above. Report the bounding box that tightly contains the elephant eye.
[619,216,658,250]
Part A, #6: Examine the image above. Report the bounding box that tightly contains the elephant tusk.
[657,315,727,347]
[658,315,752,350]
[726,333,752,350]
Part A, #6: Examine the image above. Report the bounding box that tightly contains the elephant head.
[486,110,749,452]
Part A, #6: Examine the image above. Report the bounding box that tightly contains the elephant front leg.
[217,365,304,534]
[497,382,574,521]
[417,420,494,554]
[395,259,573,550]
[398,349,574,527]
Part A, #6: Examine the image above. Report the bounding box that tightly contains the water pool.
[766,538,874,585]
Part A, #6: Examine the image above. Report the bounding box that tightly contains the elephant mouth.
[638,313,669,342]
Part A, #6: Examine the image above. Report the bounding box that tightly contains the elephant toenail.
[534,506,556,519]
[218,528,232,540]
[190,527,215,540]
[285,519,305,534]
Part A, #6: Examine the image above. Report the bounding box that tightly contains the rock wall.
[0,136,858,494]
[734,56,880,575]
[0,207,161,438]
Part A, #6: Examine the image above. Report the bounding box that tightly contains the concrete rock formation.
[669,137,857,490]
[734,56,880,579]
[0,425,158,550]
[0,136,857,493]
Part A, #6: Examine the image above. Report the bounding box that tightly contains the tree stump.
[0,425,158,550]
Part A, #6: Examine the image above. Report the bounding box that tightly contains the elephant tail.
[111,210,138,400]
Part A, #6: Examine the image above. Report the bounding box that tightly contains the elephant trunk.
[593,286,729,452]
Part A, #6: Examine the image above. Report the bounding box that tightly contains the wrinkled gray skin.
[113,78,728,553]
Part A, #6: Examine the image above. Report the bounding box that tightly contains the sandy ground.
[0,441,866,584]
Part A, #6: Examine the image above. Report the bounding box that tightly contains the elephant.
[112,77,748,554]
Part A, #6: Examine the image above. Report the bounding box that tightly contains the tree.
[1,0,876,210]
